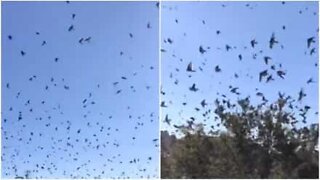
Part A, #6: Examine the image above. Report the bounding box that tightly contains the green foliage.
[161,97,319,179]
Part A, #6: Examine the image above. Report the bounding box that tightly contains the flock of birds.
[160,2,318,136]
[2,1,319,179]
[3,1,159,179]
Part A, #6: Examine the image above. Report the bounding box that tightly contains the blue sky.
[2,1,159,178]
[161,1,319,134]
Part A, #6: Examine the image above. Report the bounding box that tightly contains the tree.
[161,96,319,178]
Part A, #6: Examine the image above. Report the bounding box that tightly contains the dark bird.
[79,38,84,44]
[6,83,9,89]
[41,41,47,46]
[298,88,306,101]
[20,51,26,56]
[201,99,207,108]
[238,54,242,61]
[216,30,221,35]
[164,115,171,125]
[266,75,274,83]
[277,70,286,79]
[147,22,151,29]
[68,25,74,32]
[54,57,59,62]
[269,33,278,49]
[186,62,196,72]
[8,35,12,40]
[160,101,167,108]
[259,70,268,82]
[64,85,70,90]
[167,38,173,44]
[199,46,206,54]
[72,13,76,19]
[189,83,199,92]
[250,39,258,48]
[307,37,315,48]
[264,56,271,65]
[129,33,133,38]
[215,65,221,72]
[307,78,315,84]
[84,37,91,43]
[225,44,232,51]
[310,48,316,55]
[230,87,240,94]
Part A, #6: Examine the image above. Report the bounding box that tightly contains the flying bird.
[269,33,278,49]
[250,39,258,48]
[68,25,74,31]
[186,62,196,72]
[277,70,286,79]
[189,83,199,92]
[199,46,206,54]
[215,65,221,72]
[259,70,268,82]
[164,115,171,125]
[20,51,26,56]
[307,37,315,48]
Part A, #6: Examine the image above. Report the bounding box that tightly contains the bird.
[189,83,199,92]
[186,62,196,72]
[307,78,315,84]
[79,38,84,44]
[161,101,168,108]
[72,13,76,19]
[129,33,133,38]
[20,51,26,56]
[167,38,173,44]
[250,39,258,48]
[199,46,206,54]
[225,44,232,51]
[264,56,271,65]
[307,37,315,48]
[8,35,12,40]
[298,88,306,101]
[68,25,74,31]
[259,70,268,82]
[84,37,91,43]
[310,48,316,55]
[201,99,207,108]
[215,65,221,73]
[164,115,171,125]
[266,75,274,83]
[269,33,278,49]
[41,41,47,46]
[276,70,286,79]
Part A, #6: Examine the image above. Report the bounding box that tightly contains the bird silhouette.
[307,37,315,48]
[269,33,278,49]
[189,83,199,92]
[68,25,74,31]
[186,62,196,72]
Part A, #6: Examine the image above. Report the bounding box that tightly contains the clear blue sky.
[2,1,159,178]
[161,1,318,134]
